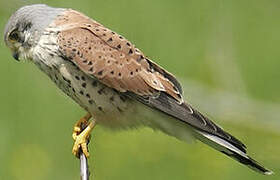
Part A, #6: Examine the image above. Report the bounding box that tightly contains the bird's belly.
[35,59,142,128]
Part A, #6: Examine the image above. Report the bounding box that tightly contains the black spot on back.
[98,70,103,76]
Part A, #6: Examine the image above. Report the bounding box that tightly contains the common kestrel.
[4,4,272,175]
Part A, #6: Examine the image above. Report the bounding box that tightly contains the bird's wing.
[55,10,183,104]
[55,9,245,150]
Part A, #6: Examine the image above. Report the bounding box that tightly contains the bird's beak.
[12,52,19,61]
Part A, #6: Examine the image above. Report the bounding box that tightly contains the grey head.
[4,4,65,61]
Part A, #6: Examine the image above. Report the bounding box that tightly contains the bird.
[4,4,272,175]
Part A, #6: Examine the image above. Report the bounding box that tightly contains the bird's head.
[4,4,64,61]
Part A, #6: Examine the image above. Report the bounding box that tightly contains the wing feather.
[131,92,247,153]
[55,10,183,103]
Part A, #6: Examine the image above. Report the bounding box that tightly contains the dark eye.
[9,30,20,41]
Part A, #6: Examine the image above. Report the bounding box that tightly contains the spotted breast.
[31,22,144,130]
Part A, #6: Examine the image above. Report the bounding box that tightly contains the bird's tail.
[194,130,273,175]
[135,92,273,174]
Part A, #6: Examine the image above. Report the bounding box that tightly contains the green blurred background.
[0,0,279,179]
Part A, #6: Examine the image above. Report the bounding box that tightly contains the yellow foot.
[72,113,96,158]
[72,113,92,141]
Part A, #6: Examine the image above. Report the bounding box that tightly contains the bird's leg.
[72,113,96,158]
[72,113,92,140]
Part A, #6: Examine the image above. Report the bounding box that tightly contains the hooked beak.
[12,52,19,61]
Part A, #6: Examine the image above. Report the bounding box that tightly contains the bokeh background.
[0,0,279,179]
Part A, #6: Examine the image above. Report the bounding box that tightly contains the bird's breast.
[32,37,145,129]
[31,26,173,131]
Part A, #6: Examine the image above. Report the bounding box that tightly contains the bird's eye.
[9,30,20,42]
